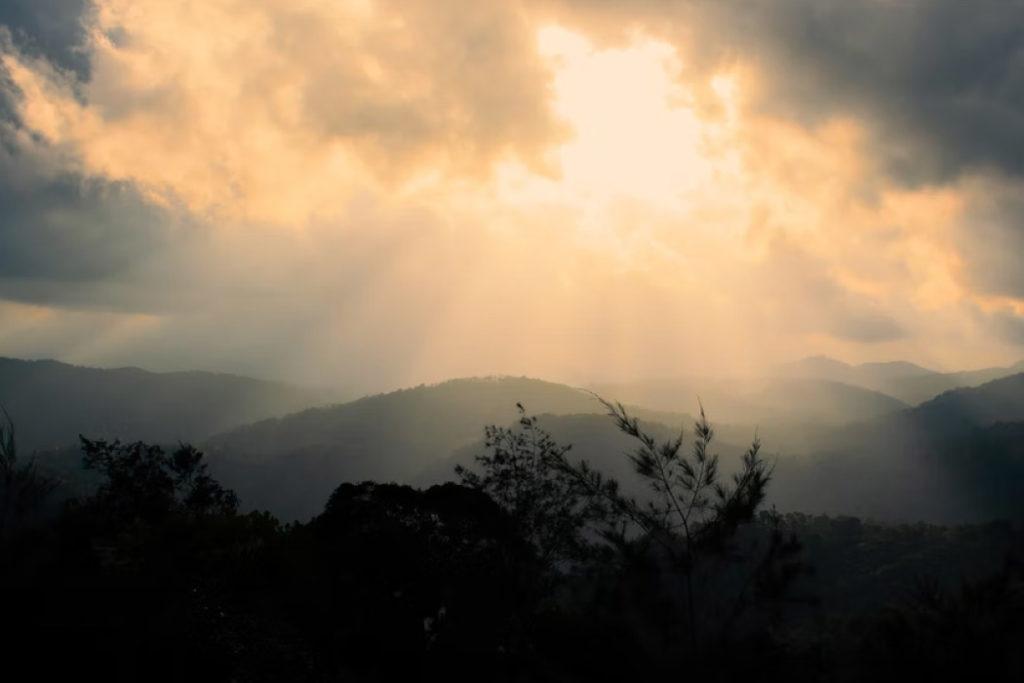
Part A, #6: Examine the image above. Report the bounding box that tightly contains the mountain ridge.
[0,356,336,453]
[779,355,1024,404]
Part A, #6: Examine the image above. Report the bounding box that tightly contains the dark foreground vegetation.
[2,405,1023,682]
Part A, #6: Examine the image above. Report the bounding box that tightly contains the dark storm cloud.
[0,122,202,314]
[0,140,168,284]
[0,2,200,313]
[725,0,1024,185]
[542,0,1024,352]
[0,0,91,79]
[548,0,1024,185]
[0,0,1019,382]
[0,1,125,306]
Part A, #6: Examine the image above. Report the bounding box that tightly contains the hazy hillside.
[589,375,907,427]
[204,377,605,520]
[12,356,1024,525]
[200,372,1024,523]
[0,357,334,453]
[770,373,1024,522]
[416,411,751,494]
[780,356,1024,405]
[780,357,934,385]
[910,373,1024,430]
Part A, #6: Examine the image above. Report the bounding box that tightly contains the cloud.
[0,128,170,287]
[543,0,1024,185]
[752,238,905,344]
[1,0,568,224]
[0,111,218,315]
[985,306,1024,346]
[0,0,90,78]
[952,176,1024,300]
[1,0,1023,389]
[712,0,1024,185]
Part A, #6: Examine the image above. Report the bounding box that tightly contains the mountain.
[770,372,1024,523]
[0,357,334,454]
[779,355,856,382]
[856,360,936,383]
[13,355,1023,525]
[780,356,934,383]
[204,377,606,520]
[416,411,752,501]
[416,412,651,488]
[589,375,907,427]
[755,378,908,424]
[213,370,1023,525]
[865,363,1024,405]
[779,356,1024,405]
[417,412,730,482]
[907,372,1024,433]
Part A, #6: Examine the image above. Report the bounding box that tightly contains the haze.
[2,1,1023,395]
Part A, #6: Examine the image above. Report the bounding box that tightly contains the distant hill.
[418,412,718,481]
[910,372,1024,430]
[780,356,935,385]
[416,411,752,500]
[204,377,606,520]
[589,375,907,427]
[770,372,1024,523]
[206,369,1024,523]
[779,356,1024,405]
[0,357,334,454]
[12,356,1023,525]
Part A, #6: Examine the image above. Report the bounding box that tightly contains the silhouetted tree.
[304,481,538,679]
[78,437,238,522]
[456,404,611,577]
[11,392,1024,681]
[596,400,774,646]
[37,438,296,681]
[848,555,1024,682]
[0,408,56,539]
[459,399,804,666]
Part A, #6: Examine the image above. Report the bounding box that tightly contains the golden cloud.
[2,0,567,224]
[3,1,1024,384]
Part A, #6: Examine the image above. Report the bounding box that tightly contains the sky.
[1,0,1023,394]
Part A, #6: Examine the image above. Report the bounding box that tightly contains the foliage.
[78,436,238,521]
[579,398,773,550]
[572,399,803,657]
[1,402,1022,681]
[304,481,538,677]
[823,555,1024,682]
[0,407,56,538]
[457,399,805,658]
[455,403,610,573]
